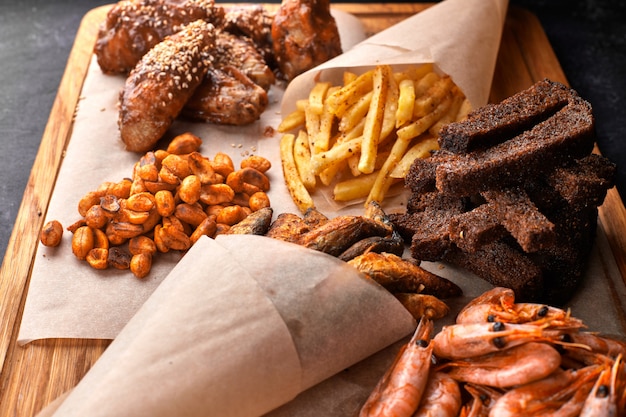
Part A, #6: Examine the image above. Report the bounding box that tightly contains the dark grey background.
[1,0,624,262]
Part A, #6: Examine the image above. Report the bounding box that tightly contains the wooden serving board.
[1,3,625,416]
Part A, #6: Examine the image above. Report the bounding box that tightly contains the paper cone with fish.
[39,235,415,417]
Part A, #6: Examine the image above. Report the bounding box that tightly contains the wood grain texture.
[0,3,624,416]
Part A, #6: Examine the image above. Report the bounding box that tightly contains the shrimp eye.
[596,385,610,398]
[416,339,429,348]
[537,305,549,317]
[492,336,506,349]
[560,333,573,343]
[492,321,505,332]
[487,314,496,322]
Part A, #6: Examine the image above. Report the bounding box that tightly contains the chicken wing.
[182,65,268,126]
[271,0,342,81]
[118,20,216,152]
[223,5,276,70]
[95,0,224,74]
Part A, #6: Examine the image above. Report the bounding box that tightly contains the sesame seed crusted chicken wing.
[118,20,216,152]
[222,5,276,71]
[181,30,272,125]
[95,0,224,74]
[213,31,275,91]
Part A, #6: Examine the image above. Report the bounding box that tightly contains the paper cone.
[282,0,509,114]
[44,235,414,417]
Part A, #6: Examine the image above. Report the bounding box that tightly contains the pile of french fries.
[278,64,471,213]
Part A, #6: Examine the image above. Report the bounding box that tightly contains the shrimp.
[432,321,550,360]
[579,355,623,417]
[455,287,515,324]
[459,384,502,417]
[456,287,584,330]
[444,342,562,389]
[359,318,435,417]
[412,371,462,417]
[488,365,604,417]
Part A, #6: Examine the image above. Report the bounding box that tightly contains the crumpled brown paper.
[38,235,415,417]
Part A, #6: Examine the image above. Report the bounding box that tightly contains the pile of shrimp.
[359,287,626,417]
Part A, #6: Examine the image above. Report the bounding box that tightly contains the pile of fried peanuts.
[40,132,272,278]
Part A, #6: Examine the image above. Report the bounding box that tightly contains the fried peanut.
[69,133,273,278]
[160,154,191,184]
[153,224,169,253]
[211,152,235,177]
[106,179,133,199]
[100,194,121,216]
[190,215,218,243]
[108,221,144,239]
[72,226,94,260]
[128,235,157,255]
[78,191,102,217]
[226,167,270,193]
[93,228,110,249]
[174,202,207,227]
[188,152,221,185]
[130,252,152,278]
[167,132,202,155]
[86,248,109,270]
[178,174,201,204]
[249,191,271,212]
[158,224,192,251]
[108,247,132,270]
[240,155,272,173]
[155,190,176,217]
[216,205,247,226]
[125,192,156,212]
[136,152,159,182]
[84,205,108,229]
[40,220,63,247]
[232,192,250,207]
[200,183,235,206]
[144,180,177,194]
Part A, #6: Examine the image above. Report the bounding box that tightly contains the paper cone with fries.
[279,0,508,213]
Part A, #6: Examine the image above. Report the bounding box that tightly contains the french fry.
[358,65,390,174]
[368,96,453,204]
[333,172,379,202]
[428,87,466,136]
[413,75,454,118]
[310,137,362,176]
[277,63,471,208]
[308,82,332,115]
[389,135,439,179]
[280,133,315,213]
[313,86,340,154]
[339,90,373,133]
[278,108,306,133]
[294,131,317,191]
[395,78,416,128]
[326,70,375,117]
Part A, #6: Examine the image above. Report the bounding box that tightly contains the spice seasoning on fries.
[278,64,471,211]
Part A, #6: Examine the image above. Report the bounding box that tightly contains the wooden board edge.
[0,5,109,378]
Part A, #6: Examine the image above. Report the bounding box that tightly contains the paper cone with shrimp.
[283,0,509,113]
[39,235,415,417]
